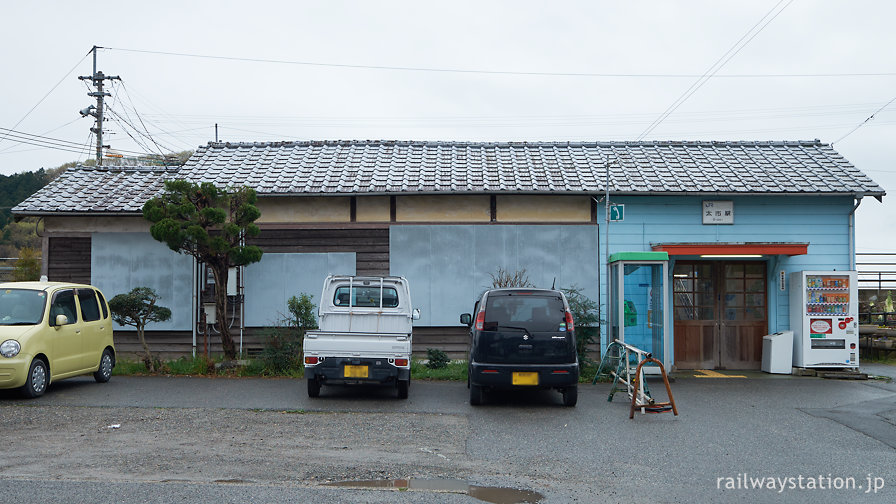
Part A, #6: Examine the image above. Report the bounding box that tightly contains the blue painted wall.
[599,195,855,363]
[243,252,355,327]
[390,225,599,326]
[91,232,193,331]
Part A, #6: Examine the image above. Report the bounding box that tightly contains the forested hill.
[0,168,56,229]
[0,166,67,257]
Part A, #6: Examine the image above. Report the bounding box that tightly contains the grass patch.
[163,355,214,375]
[579,364,602,383]
[410,358,467,381]
[115,356,601,383]
[111,355,304,378]
[862,351,896,365]
[111,359,150,376]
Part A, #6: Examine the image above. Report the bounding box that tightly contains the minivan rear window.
[484,293,565,332]
[78,289,101,322]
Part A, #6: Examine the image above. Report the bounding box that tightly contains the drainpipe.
[191,257,198,358]
[849,194,864,270]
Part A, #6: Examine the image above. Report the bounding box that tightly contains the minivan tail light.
[475,311,485,331]
[482,369,498,374]
[565,311,575,332]
[304,356,319,365]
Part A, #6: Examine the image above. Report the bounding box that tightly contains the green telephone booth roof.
[608,251,669,263]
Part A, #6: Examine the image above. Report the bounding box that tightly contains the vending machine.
[789,271,858,369]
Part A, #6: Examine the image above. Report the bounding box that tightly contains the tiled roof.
[14,165,181,214]
[13,140,884,214]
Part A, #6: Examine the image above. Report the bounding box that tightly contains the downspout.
[849,194,864,270]
[239,231,245,358]
[192,256,197,358]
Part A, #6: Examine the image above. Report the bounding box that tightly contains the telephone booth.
[608,252,670,372]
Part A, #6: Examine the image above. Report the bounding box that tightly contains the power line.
[0,127,89,149]
[638,0,794,140]
[80,131,94,163]
[113,80,177,154]
[832,96,896,145]
[103,46,896,79]
[0,117,83,154]
[113,80,199,151]
[0,52,90,147]
[1,126,163,159]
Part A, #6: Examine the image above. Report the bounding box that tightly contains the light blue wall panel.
[243,253,355,327]
[391,225,599,326]
[597,195,856,358]
[91,232,193,331]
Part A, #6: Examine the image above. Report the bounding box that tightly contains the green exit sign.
[609,204,624,222]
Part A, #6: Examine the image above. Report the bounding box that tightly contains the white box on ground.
[761,331,794,374]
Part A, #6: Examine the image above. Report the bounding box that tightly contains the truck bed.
[304,331,411,357]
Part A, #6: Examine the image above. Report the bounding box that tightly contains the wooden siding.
[115,326,472,360]
[249,227,390,276]
[413,326,469,359]
[47,236,91,283]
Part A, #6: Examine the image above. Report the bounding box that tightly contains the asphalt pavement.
[2,365,895,504]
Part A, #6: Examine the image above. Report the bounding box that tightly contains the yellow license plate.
[344,365,369,378]
[512,372,539,386]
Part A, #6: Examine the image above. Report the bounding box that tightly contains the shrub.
[108,287,172,372]
[425,348,450,369]
[489,267,533,288]
[12,247,41,281]
[259,292,318,374]
[561,284,601,366]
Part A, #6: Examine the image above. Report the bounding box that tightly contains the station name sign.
[703,200,734,225]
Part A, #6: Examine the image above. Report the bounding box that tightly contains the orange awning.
[651,242,808,256]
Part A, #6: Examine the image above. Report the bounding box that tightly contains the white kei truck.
[303,275,419,399]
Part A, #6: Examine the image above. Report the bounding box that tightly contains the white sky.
[1,0,893,252]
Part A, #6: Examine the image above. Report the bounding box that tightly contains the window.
[96,290,109,319]
[333,285,399,308]
[77,289,101,322]
[673,263,714,321]
[49,289,78,325]
[484,294,565,332]
[0,289,47,325]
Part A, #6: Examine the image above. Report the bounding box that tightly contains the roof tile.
[13,140,884,214]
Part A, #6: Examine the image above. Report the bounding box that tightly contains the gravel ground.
[2,370,895,503]
[0,407,472,485]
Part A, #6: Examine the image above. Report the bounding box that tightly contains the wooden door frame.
[673,260,768,369]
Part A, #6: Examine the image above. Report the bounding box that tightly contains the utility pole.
[78,46,119,166]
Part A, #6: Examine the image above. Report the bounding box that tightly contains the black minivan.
[460,288,579,407]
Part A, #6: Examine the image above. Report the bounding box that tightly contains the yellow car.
[0,281,115,398]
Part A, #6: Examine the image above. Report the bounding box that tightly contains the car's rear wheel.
[397,379,409,399]
[93,349,114,383]
[562,384,578,407]
[469,383,484,405]
[307,378,321,398]
[22,358,48,398]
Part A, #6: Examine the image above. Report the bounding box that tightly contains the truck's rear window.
[333,286,399,308]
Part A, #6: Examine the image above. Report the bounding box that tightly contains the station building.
[13,139,884,369]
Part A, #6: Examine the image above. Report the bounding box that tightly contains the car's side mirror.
[460,313,472,326]
[54,314,69,327]
[412,308,421,320]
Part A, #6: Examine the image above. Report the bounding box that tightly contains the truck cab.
[303,276,418,398]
